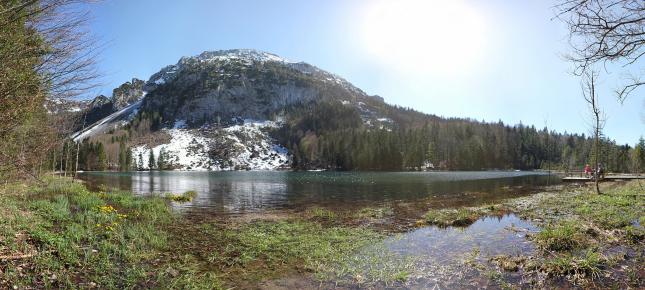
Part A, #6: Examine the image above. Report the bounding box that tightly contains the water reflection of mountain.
[129,172,290,214]
[78,171,559,215]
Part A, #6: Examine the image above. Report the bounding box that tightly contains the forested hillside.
[276,101,643,171]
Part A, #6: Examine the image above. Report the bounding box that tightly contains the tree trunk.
[59,143,64,175]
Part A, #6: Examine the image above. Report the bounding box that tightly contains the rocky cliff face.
[81,78,145,126]
[112,78,145,110]
[140,49,376,127]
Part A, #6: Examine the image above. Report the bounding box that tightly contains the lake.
[78,170,561,287]
[78,171,558,217]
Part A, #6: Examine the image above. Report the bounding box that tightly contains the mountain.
[73,49,396,170]
[139,49,382,127]
[71,49,631,173]
[69,78,146,130]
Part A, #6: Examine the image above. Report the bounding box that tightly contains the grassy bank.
[0,177,174,288]
[0,177,402,289]
[2,177,642,288]
[423,180,644,287]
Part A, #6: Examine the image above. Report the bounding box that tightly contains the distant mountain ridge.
[68,49,629,172]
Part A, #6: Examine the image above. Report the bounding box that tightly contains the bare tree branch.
[555,0,644,101]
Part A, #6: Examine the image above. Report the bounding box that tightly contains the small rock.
[167,268,179,277]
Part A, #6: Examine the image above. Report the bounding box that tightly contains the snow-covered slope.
[131,119,290,171]
[71,100,141,142]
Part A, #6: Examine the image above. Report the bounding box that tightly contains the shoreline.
[1,177,642,288]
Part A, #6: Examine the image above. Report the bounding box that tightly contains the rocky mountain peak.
[194,49,293,64]
[89,95,110,109]
[111,78,145,110]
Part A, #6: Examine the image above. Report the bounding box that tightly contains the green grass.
[535,221,587,251]
[539,250,605,280]
[354,207,394,219]
[165,190,198,203]
[0,177,177,288]
[305,207,337,221]
[424,207,485,227]
[497,181,644,286]
[1,177,411,288]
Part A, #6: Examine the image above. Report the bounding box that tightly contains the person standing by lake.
[584,164,592,178]
[596,164,605,180]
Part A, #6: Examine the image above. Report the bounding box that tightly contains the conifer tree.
[148,150,155,170]
[157,148,166,170]
[97,143,107,171]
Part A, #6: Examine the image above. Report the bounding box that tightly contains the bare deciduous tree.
[582,70,606,194]
[555,0,644,102]
[0,0,99,179]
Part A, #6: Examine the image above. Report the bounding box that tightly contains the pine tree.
[632,137,645,173]
[97,143,107,171]
[157,148,166,170]
[118,139,128,172]
[137,152,143,171]
[126,148,133,171]
[148,150,155,170]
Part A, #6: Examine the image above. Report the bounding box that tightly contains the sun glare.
[361,0,487,74]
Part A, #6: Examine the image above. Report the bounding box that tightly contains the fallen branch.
[0,251,38,260]
[0,249,54,261]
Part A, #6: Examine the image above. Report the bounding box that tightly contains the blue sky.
[86,0,643,145]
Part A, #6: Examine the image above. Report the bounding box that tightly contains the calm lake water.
[78,171,558,216]
[79,171,557,287]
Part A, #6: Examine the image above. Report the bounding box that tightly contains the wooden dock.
[562,175,645,182]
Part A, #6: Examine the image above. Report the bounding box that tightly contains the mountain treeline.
[276,101,645,172]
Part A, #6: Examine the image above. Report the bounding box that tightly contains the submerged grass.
[2,177,642,288]
[173,219,412,287]
[420,181,643,287]
[354,206,394,219]
[305,207,337,221]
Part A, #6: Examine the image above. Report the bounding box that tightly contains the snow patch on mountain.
[72,100,142,141]
[196,49,293,64]
[132,120,290,171]
[218,120,290,170]
[132,128,213,171]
